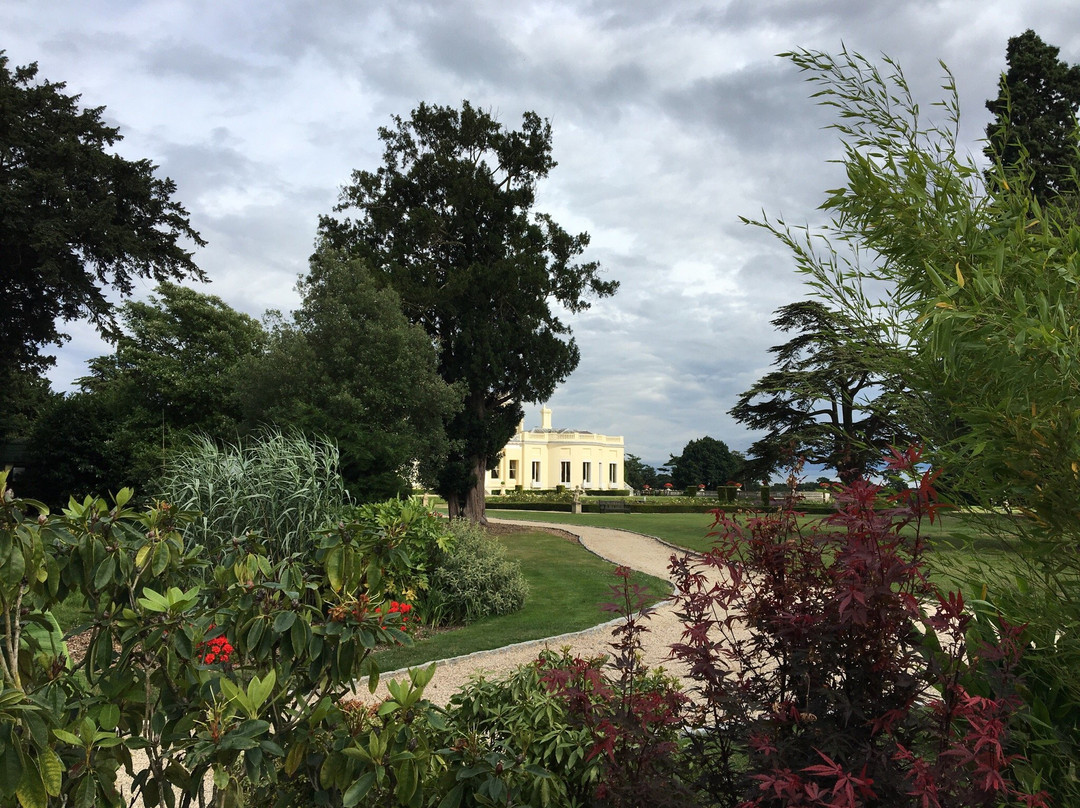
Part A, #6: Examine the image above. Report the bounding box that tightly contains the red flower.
[197,628,234,665]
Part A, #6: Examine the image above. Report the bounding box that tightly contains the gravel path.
[363,519,700,707]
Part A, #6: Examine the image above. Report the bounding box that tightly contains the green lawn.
[367,527,671,672]
[486,507,1028,588]
[487,509,723,553]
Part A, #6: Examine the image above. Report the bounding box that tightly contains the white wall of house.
[485,407,625,492]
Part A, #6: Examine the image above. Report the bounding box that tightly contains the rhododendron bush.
[0,472,417,808]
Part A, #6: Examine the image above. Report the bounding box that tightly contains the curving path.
[363,519,700,707]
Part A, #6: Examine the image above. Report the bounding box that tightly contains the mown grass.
[486,509,723,553]
[486,507,1028,588]
[367,527,671,673]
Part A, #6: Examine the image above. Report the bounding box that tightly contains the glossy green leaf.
[152,542,170,577]
[342,771,375,808]
[272,610,295,633]
[0,729,22,796]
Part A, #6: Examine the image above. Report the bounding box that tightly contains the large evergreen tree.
[0,54,205,383]
[240,250,463,501]
[666,436,742,489]
[623,453,659,491]
[730,301,907,484]
[985,29,1080,204]
[319,101,616,522]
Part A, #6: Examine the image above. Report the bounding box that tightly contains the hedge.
[485,500,842,515]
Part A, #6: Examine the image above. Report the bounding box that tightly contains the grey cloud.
[141,41,274,86]
[660,61,836,156]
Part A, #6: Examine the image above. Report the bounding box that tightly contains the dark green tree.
[0,54,205,383]
[240,250,463,501]
[985,29,1080,204]
[19,283,265,503]
[730,301,908,484]
[319,101,616,521]
[0,368,52,462]
[83,282,266,437]
[623,453,659,491]
[15,391,128,507]
[666,436,742,490]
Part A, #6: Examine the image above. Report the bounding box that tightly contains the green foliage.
[444,652,603,805]
[492,488,573,504]
[623,453,659,490]
[319,100,617,521]
[971,577,1080,802]
[763,47,1080,540]
[14,391,132,509]
[985,29,1080,204]
[666,436,743,489]
[85,282,266,440]
[755,46,1080,808]
[730,301,909,483]
[327,498,450,603]
[158,430,347,565]
[427,521,529,625]
[0,468,427,808]
[240,250,462,501]
[718,486,738,503]
[17,283,267,506]
[0,53,205,381]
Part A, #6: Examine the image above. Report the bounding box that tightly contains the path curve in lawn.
[364,519,699,707]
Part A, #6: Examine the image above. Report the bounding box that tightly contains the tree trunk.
[446,493,463,519]
[464,455,488,525]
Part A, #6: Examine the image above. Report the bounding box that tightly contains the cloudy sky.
[4,1,1079,466]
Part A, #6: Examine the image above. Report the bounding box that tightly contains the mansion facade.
[486,407,625,493]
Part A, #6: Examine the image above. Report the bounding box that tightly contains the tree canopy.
[666,436,742,490]
[623,453,660,491]
[730,301,908,484]
[318,101,616,521]
[18,283,265,504]
[985,29,1080,204]
[0,53,205,381]
[240,250,463,501]
[83,282,265,437]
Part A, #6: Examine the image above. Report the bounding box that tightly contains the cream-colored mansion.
[486,407,625,492]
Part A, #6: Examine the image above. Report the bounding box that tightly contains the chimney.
[541,407,552,429]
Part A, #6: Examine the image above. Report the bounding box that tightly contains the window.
[609,463,618,484]
[582,462,592,484]
[490,468,498,479]
[560,461,571,484]
[531,461,541,484]
[508,459,518,480]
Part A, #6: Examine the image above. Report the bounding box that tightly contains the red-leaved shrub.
[668,448,1047,808]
